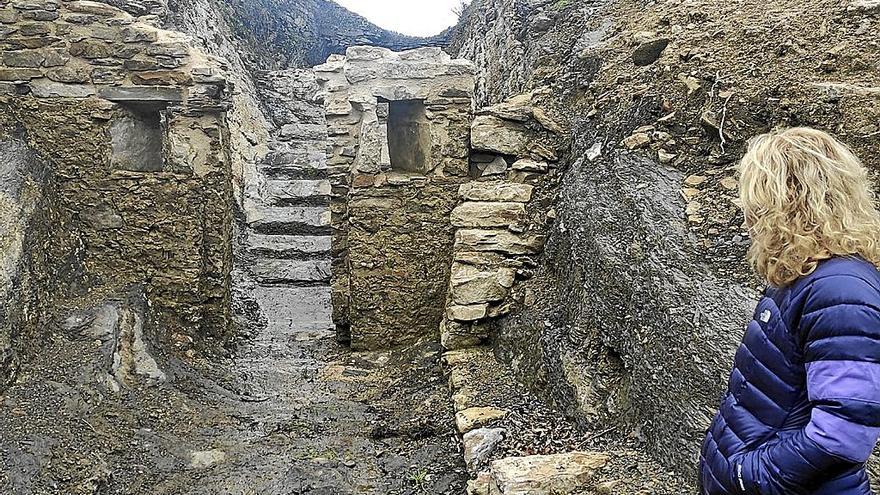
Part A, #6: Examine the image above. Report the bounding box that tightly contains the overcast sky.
[333,0,467,37]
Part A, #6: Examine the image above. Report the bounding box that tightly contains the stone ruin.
[0,0,233,382]
[316,46,564,351]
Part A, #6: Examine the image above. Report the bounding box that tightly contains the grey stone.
[249,259,331,284]
[463,427,505,471]
[28,79,95,98]
[632,38,670,66]
[79,205,124,230]
[98,86,184,102]
[11,0,59,11]
[476,155,508,177]
[67,1,124,16]
[46,66,90,83]
[2,49,44,68]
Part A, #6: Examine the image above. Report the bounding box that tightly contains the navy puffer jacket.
[700,256,880,494]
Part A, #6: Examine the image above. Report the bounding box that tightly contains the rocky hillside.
[450,0,880,482]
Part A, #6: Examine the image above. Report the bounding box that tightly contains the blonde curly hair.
[738,127,880,287]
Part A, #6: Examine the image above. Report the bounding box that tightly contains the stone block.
[28,79,95,97]
[451,202,526,228]
[459,182,533,202]
[131,70,193,86]
[69,39,115,59]
[456,407,508,433]
[470,115,527,156]
[98,86,183,102]
[21,9,57,20]
[17,22,49,36]
[67,1,125,16]
[487,452,609,495]
[450,264,515,305]
[2,49,44,67]
[46,65,89,83]
[447,304,488,322]
[510,159,548,173]
[42,48,69,67]
[11,0,59,11]
[0,68,42,83]
[145,42,189,58]
[455,229,545,255]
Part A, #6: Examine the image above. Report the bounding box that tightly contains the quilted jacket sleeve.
[735,274,880,494]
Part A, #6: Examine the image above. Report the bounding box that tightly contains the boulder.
[632,38,670,66]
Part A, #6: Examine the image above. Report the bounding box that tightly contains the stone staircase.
[241,69,334,337]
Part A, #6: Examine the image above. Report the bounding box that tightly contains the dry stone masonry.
[315,46,475,349]
[442,90,564,349]
[0,0,233,366]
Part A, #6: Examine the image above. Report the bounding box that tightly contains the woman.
[700,127,880,494]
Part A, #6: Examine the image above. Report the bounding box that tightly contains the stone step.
[246,233,332,259]
[250,285,333,327]
[258,147,328,180]
[249,258,331,285]
[247,206,331,235]
[263,179,331,206]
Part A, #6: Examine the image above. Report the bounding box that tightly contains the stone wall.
[0,0,234,352]
[442,90,564,349]
[315,46,474,350]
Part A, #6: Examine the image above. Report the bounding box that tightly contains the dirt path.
[0,279,465,495]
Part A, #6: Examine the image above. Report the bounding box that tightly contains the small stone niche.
[110,103,166,172]
[384,98,431,173]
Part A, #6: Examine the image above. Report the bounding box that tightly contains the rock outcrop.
[450,0,880,485]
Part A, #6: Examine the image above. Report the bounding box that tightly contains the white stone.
[455,229,545,255]
[456,406,508,433]
[447,304,488,322]
[459,182,533,202]
[450,202,526,228]
[471,115,528,156]
[450,264,516,305]
[511,158,548,173]
[487,452,609,495]
[189,449,226,469]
